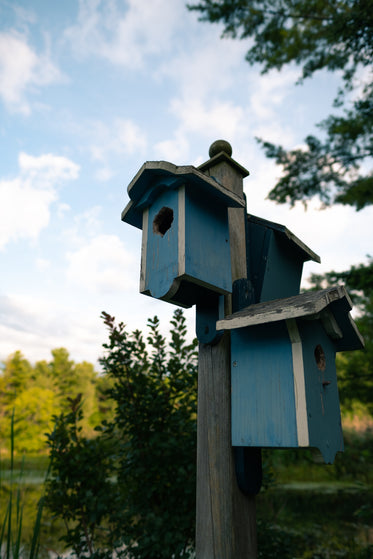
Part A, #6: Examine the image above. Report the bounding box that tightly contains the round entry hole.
[314,344,326,372]
[153,207,174,237]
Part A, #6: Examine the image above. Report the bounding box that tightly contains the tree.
[10,386,59,453]
[45,309,198,559]
[188,0,373,210]
[0,351,35,448]
[188,1,373,413]
[0,351,33,403]
[0,348,101,453]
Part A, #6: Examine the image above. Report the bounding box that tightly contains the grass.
[0,412,45,559]
[257,425,373,558]
[1,418,373,558]
[0,454,67,558]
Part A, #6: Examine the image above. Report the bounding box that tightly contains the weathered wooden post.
[121,139,364,558]
[195,140,257,558]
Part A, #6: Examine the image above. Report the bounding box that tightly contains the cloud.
[66,234,137,293]
[171,98,245,139]
[153,98,245,163]
[64,0,184,69]
[89,118,147,170]
[0,294,105,365]
[249,68,298,121]
[0,31,63,114]
[151,30,250,161]
[19,152,80,182]
[0,152,80,249]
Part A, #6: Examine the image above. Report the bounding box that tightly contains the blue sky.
[1,0,372,367]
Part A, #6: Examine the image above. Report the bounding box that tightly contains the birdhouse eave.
[247,214,320,263]
[217,286,364,351]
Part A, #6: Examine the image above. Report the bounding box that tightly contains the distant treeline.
[0,348,115,453]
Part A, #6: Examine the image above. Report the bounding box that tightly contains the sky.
[1,0,372,369]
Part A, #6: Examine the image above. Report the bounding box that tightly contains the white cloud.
[66,234,137,293]
[154,134,190,163]
[249,68,298,121]
[0,152,80,249]
[153,98,246,163]
[0,31,63,114]
[64,0,184,69]
[35,258,51,270]
[171,97,245,139]
[62,206,103,247]
[151,31,250,161]
[0,293,105,365]
[89,118,147,165]
[95,167,114,182]
[19,152,80,182]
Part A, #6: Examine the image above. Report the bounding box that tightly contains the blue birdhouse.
[121,160,245,308]
[217,286,364,463]
[246,214,321,303]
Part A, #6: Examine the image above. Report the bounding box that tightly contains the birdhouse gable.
[246,214,320,302]
[248,214,321,263]
[122,160,245,229]
[121,160,245,308]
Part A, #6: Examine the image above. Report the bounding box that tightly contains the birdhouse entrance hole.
[153,207,174,237]
[314,344,326,371]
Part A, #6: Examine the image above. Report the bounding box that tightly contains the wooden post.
[196,141,257,558]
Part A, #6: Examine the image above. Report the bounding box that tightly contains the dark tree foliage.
[45,309,198,559]
[99,309,198,559]
[45,394,117,558]
[188,0,373,210]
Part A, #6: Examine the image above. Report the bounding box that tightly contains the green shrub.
[44,310,198,559]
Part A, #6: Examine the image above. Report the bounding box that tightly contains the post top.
[199,139,250,179]
[209,139,232,158]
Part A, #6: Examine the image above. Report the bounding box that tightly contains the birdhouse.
[217,286,364,463]
[121,160,245,307]
[246,214,321,303]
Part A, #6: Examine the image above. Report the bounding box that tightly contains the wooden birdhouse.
[121,160,245,307]
[217,286,364,463]
[246,214,321,303]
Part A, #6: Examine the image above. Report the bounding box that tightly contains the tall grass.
[0,410,45,559]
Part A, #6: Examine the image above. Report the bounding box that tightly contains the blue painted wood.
[185,188,231,294]
[229,309,349,462]
[299,320,343,463]
[196,294,225,345]
[260,233,304,301]
[144,189,179,300]
[141,181,233,307]
[123,162,239,308]
[122,161,245,229]
[231,323,298,447]
[246,214,319,303]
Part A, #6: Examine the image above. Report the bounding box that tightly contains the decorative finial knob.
[209,140,232,158]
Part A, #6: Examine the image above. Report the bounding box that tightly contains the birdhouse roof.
[121,160,245,229]
[247,214,320,263]
[217,286,364,351]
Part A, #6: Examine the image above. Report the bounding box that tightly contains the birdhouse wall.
[231,316,344,463]
[247,222,304,303]
[231,322,299,448]
[140,185,232,307]
[141,188,179,301]
[297,319,343,463]
[184,187,231,295]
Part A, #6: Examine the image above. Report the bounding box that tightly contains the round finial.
[209,139,232,158]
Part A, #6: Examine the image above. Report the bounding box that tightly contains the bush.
[44,310,198,559]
